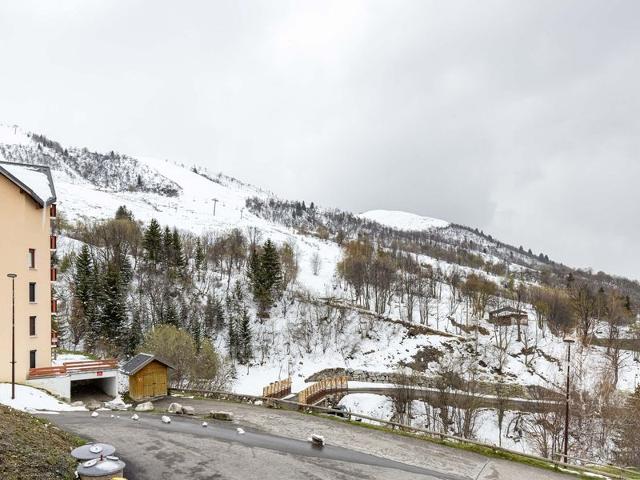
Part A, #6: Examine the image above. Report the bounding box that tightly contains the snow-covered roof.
[121,353,174,375]
[0,161,56,207]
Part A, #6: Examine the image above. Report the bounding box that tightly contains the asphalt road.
[47,412,458,479]
[42,397,570,480]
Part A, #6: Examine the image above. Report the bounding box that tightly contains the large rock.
[86,400,102,411]
[208,411,233,421]
[135,401,154,412]
[70,401,84,407]
[182,406,195,415]
[167,402,183,414]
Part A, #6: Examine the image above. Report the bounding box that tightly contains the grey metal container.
[71,443,116,461]
[76,457,125,480]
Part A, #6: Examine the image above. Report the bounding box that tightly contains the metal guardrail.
[169,387,633,480]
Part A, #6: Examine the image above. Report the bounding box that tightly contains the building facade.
[0,161,57,383]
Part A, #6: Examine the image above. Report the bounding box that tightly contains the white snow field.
[359,209,449,231]
[1,124,639,462]
[0,383,86,413]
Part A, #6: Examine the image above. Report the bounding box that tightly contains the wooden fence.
[169,386,632,480]
[298,376,348,405]
[262,377,292,398]
[28,359,118,379]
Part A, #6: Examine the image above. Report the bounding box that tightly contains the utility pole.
[7,273,17,399]
[212,198,218,216]
[563,336,575,463]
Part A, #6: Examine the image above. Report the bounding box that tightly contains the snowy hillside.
[359,209,449,231]
[2,123,639,461]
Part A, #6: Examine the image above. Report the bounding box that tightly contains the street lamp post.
[563,336,575,463]
[7,273,17,400]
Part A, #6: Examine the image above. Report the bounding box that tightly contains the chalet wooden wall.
[129,360,168,400]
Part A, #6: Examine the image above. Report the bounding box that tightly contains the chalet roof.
[121,353,174,376]
[489,306,528,317]
[0,161,56,207]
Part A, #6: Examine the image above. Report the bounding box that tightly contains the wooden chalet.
[121,353,174,401]
[488,306,529,327]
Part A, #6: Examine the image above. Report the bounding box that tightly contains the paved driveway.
[43,397,570,480]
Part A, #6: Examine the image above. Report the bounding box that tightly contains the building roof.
[121,353,175,376]
[489,306,528,318]
[0,161,56,207]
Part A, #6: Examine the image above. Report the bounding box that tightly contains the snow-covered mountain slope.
[359,209,449,231]
[2,123,639,403]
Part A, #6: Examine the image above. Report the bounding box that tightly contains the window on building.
[28,282,36,303]
[29,350,36,369]
[28,248,36,268]
[29,316,36,336]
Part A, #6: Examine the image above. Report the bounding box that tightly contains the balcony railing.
[50,235,57,250]
[50,267,57,282]
[51,329,59,347]
[28,359,118,379]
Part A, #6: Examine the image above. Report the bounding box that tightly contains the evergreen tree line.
[61,208,289,367]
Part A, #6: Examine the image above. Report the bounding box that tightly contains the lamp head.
[563,335,576,344]
[6,273,17,279]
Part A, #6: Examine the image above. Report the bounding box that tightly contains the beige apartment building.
[0,161,57,383]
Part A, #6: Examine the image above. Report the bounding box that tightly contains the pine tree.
[191,317,202,353]
[238,308,252,364]
[100,249,131,353]
[164,299,178,327]
[194,238,206,278]
[227,311,237,359]
[143,219,162,264]
[126,309,143,357]
[214,298,225,333]
[251,239,283,318]
[73,246,100,351]
[172,228,185,270]
[115,205,133,221]
[162,226,173,264]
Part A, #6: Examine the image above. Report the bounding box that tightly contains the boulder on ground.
[182,406,195,415]
[167,402,183,414]
[86,400,102,411]
[161,415,171,424]
[135,401,154,412]
[71,401,84,407]
[254,400,263,406]
[208,411,233,421]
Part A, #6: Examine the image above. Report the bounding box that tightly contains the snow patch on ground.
[0,383,86,412]
[339,393,394,423]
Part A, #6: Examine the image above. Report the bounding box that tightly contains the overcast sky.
[0,1,638,279]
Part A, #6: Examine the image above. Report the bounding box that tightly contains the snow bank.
[0,383,86,412]
[338,393,394,422]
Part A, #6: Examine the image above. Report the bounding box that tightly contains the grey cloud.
[0,0,638,278]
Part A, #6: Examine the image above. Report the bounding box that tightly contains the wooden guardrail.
[28,359,118,379]
[262,377,292,398]
[298,376,348,405]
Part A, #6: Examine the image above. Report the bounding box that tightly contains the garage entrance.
[70,377,117,403]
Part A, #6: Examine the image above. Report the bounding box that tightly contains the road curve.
[45,411,466,479]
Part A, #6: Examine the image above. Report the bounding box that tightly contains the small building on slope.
[121,353,174,401]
